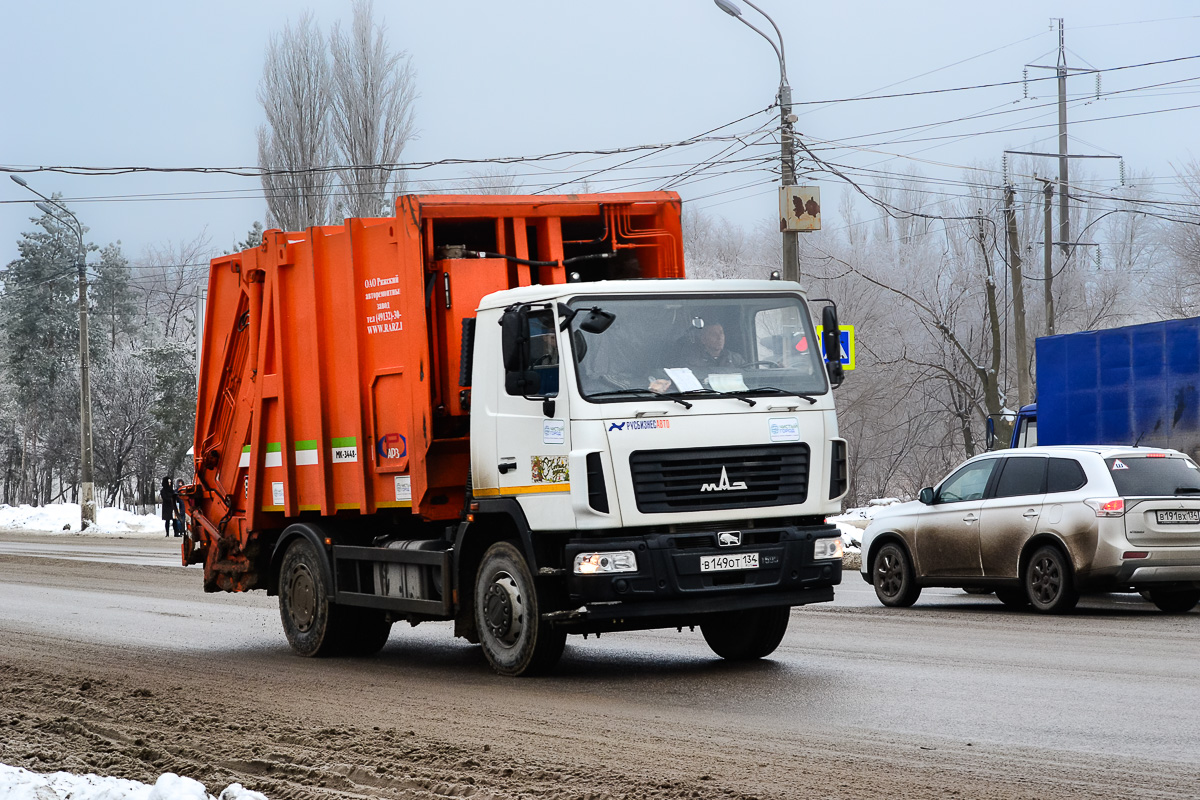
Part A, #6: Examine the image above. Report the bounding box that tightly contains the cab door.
[980,456,1047,578]
[494,307,573,500]
[914,458,998,577]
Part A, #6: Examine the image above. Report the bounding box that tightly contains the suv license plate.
[1156,510,1200,524]
[700,553,759,572]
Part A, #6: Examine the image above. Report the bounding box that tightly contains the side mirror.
[918,487,935,505]
[821,304,844,388]
[500,305,530,373]
[985,417,996,451]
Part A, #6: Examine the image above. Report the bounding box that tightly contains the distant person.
[160,477,176,538]
[174,478,187,537]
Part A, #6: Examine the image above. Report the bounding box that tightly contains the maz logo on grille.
[701,466,748,492]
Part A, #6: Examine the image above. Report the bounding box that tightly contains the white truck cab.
[462,279,848,672]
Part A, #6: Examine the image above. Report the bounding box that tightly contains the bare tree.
[133,232,213,345]
[330,0,417,218]
[462,166,522,195]
[257,12,335,231]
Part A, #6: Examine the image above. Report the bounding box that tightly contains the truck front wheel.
[279,538,342,657]
[474,541,566,676]
[701,606,791,661]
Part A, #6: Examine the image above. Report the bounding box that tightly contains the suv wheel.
[1146,588,1200,614]
[1024,545,1079,614]
[872,542,921,607]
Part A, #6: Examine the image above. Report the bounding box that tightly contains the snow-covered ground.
[0,503,165,536]
[0,764,267,800]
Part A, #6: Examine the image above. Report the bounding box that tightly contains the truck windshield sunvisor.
[567,294,829,402]
[1104,456,1200,497]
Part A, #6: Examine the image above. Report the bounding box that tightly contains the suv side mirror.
[821,305,844,388]
[918,487,935,505]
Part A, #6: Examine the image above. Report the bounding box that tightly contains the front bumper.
[552,522,841,633]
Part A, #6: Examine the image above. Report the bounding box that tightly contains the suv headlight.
[814,537,844,560]
[573,551,638,574]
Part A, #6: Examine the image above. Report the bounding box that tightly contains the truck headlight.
[814,537,843,560]
[573,551,637,574]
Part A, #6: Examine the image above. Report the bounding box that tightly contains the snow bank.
[0,503,163,536]
[827,497,905,552]
[0,764,268,800]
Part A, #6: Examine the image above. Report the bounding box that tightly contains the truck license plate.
[700,553,759,572]
[1156,510,1200,524]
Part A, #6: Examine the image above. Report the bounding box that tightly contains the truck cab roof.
[477,278,809,312]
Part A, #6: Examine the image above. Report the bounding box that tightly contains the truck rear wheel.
[474,541,565,676]
[701,606,791,661]
[279,538,343,657]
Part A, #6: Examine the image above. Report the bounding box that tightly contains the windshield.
[1104,455,1200,496]
[567,294,829,401]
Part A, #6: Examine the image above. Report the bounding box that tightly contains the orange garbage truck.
[183,191,849,675]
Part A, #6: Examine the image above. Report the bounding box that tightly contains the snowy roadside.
[0,764,267,800]
[0,503,165,537]
[827,497,905,569]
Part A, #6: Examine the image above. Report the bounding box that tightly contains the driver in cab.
[649,321,743,393]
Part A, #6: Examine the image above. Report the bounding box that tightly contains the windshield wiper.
[733,387,819,405]
[668,388,756,406]
[587,388,693,409]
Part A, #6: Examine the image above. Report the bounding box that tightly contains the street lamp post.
[9,175,97,530]
[714,0,799,282]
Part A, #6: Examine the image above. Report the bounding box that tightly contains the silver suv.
[859,446,1200,613]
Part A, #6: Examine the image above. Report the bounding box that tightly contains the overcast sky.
[2,1,1198,273]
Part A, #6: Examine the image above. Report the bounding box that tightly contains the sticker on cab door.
[769,417,800,442]
[543,419,565,445]
[531,456,570,484]
[394,475,412,502]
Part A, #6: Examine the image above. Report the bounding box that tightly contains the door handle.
[1022,510,1039,518]
[498,461,516,474]
[963,513,979,523]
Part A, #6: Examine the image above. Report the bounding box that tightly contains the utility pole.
[714,0,803,282]
[1040,179,1056,336]
[1004,185,1030,404]
[9,175,97,529]
[1055,18,1070,255]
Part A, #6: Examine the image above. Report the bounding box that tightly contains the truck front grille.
[629,444,809,513]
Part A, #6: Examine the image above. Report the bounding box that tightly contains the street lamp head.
[714,0,743,17]
[10,174,29,187]
[36,202,55,215]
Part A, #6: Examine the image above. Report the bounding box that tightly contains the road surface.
[1,532,1197,799]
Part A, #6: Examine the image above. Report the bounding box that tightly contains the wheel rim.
[482,571,524,648]
[286,563,317,632]
[1030,555,1061,605]
[876,551,903,597]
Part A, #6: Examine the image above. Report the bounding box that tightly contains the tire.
[700,606,791,661]
[872,542,921,607]
[1024,545,1079,614]
[995,587,1030,608]
[279,538,343,657]
[1146,588,1200,614]
[474,541,566,676]
[339,608,393,656]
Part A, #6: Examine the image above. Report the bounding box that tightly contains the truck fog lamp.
[813,537,843,560]
[1085,498,1125,517]
[573,551,637,575]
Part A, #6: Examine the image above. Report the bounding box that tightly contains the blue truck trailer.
[1008,316,1200,455]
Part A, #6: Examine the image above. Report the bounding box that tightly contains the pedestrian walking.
[160,476,176,538]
